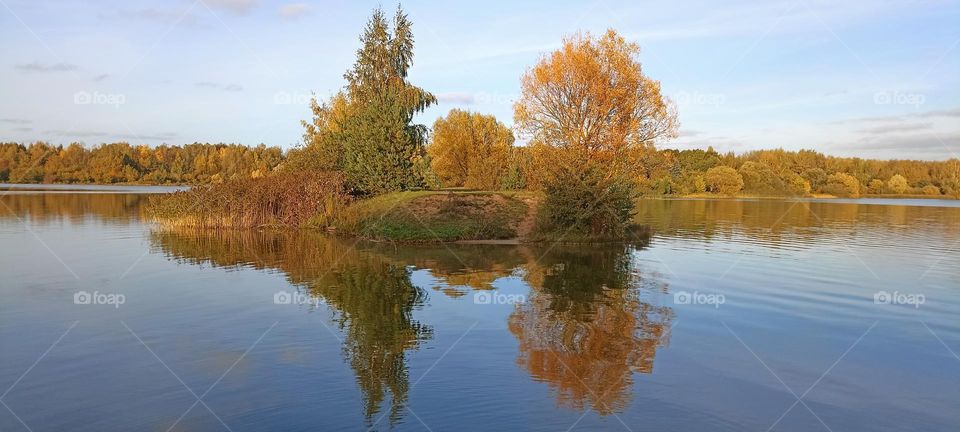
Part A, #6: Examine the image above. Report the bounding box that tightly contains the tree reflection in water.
[151,230,431,426]
[324,257,432,425]
[509,245,673,415]
[150,229,673,422]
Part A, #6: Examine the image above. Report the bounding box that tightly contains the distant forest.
[1,140,958,198]
[633,147,960,197]
[0,142,282,184]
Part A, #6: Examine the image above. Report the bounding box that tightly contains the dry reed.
[148,171,350,229]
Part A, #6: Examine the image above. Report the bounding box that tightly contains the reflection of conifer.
[149,229,432,426]
[321,260,432,424]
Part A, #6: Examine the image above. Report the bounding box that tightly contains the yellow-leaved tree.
[515,29,677,177]
[513,29,678,238]
[287,92,353,172]
[428,109,514,189]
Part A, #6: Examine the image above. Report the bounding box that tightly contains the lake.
[1,187,958,431]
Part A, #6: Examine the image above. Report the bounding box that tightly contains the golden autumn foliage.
[0,141,282,184]
[704,166,743,195]
[513,29,678,237]
[824,172,861,197]
[288,92,354,172]
[508,246,672,414]
[636,147,960,197]
[427,109,514,189]
[514,29,678,178]
[887,174,909,194]
[508,292,667,414]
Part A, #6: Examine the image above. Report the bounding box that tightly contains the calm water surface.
[1,188,958,431]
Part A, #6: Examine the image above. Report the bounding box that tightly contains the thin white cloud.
[918,108,960,118]
[206,0,258,15]
[841,133,960,155]
[425,0,938,72]
[831,107,960,125]
[279,3,309,19]
[420,42,562,68]
[45,130,108,138]
[15,62,78,73]
[196,81,244,92]
[102,8,202,27]
[0,118,32,124]
[43,130,180,142]
[114,132,179,141]
[858,123,933,134]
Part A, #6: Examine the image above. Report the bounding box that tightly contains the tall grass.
[148,171,350,229]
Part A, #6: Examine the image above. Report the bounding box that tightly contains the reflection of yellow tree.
[508,246,672,415]
[150,230,431,426]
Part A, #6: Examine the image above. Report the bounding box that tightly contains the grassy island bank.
[148,179,538,242]
[147,179,658,244]
[331,191,532,242]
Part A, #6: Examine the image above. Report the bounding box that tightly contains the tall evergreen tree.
[299,6,435,194]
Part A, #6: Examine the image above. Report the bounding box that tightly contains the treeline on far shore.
[3,139,958,199]
[0,141,283,185]
[633,147,960,198]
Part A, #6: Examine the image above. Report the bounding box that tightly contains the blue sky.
[1,0,958,159]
